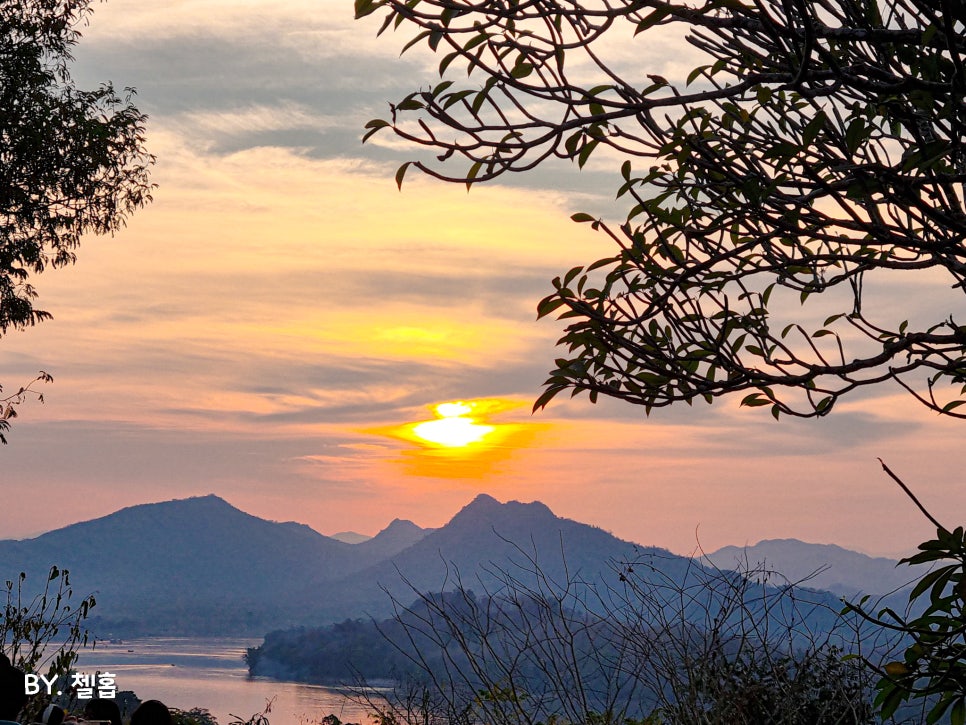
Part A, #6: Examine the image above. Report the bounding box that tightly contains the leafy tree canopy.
[358,0,966,419]
[0,0,153,440]
[0,0,154,336]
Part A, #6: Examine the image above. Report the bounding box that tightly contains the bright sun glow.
[436,402,472,417]
[364,397,546,479]
[411,401,495,448]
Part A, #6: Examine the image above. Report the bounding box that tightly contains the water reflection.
[76,638,372,725]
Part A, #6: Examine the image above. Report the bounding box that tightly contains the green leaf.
[466,160,483,189]
[762,282,775,306]
[533,384,565,411]
[563,265,582,286]
[710,58,728,75]
[438,52,460,75]
[396,97,424,111]
[399,30,430,56]
[942,400,966,413]
[577,139,600,168]
[554,45,564,68]
[536,295,568,318]
[395,162,412,190]
[844,118,867,154]
[909,565,954,600]
[511,62,534,79]
[802,113,826,146]
[571,212,596,223]
[354,0,382,18]
[470,90,488,115]
[564,131,582,156]
[362,118,390,143]
[442,89,474,110]
[634,5,671,34]
[876,682,905,719]
[686,65,709,86]
[951,698,965,725]
[463,33,489,52]
[587,256,616,272]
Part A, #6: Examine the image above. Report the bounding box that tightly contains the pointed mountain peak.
[381,518,422,534]
[450,493,502,520]
[469,493,501,508]
[448,494,557,528]
[355,517,428,559]
[370,519,427,544]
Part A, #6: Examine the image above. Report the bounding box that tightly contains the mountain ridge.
[0,494,902,636]
[705,537,921,596]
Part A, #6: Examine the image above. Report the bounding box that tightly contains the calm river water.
[75,638,374,725]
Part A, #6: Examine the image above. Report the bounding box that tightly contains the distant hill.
[0,495,429,635]
[259,494,849,684]
[705,539,924,596]
[247,498,857,690]
[0,494,872,638]
[338,494,649,593]
[353,518,429,561]
[329,531,371,544]
[290,493,681,622]
[0,495,358,634]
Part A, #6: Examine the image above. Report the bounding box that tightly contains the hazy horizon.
[0,491,917,561]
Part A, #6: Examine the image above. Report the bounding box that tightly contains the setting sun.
[363,398,547,478]
[412,402,495,448]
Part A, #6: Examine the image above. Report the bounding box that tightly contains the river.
[74,638,375,725]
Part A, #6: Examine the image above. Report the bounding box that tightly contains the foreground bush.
[357,549,897,724]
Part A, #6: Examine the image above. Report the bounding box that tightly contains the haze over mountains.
[705,538,923,597]
[0,494,909,636]
[0,495,428,634]
[329,531,373,544]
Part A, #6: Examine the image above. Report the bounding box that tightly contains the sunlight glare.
[412,401,495,448]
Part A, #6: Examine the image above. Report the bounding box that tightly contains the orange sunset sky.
[1,0,963,557]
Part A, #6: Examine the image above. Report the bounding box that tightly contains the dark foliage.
[251,552,889,722]
[0,566,96,723]
[359,0,966,420]
[0,0,153,335]
[846,463,966,724]
[351,556,886,724]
